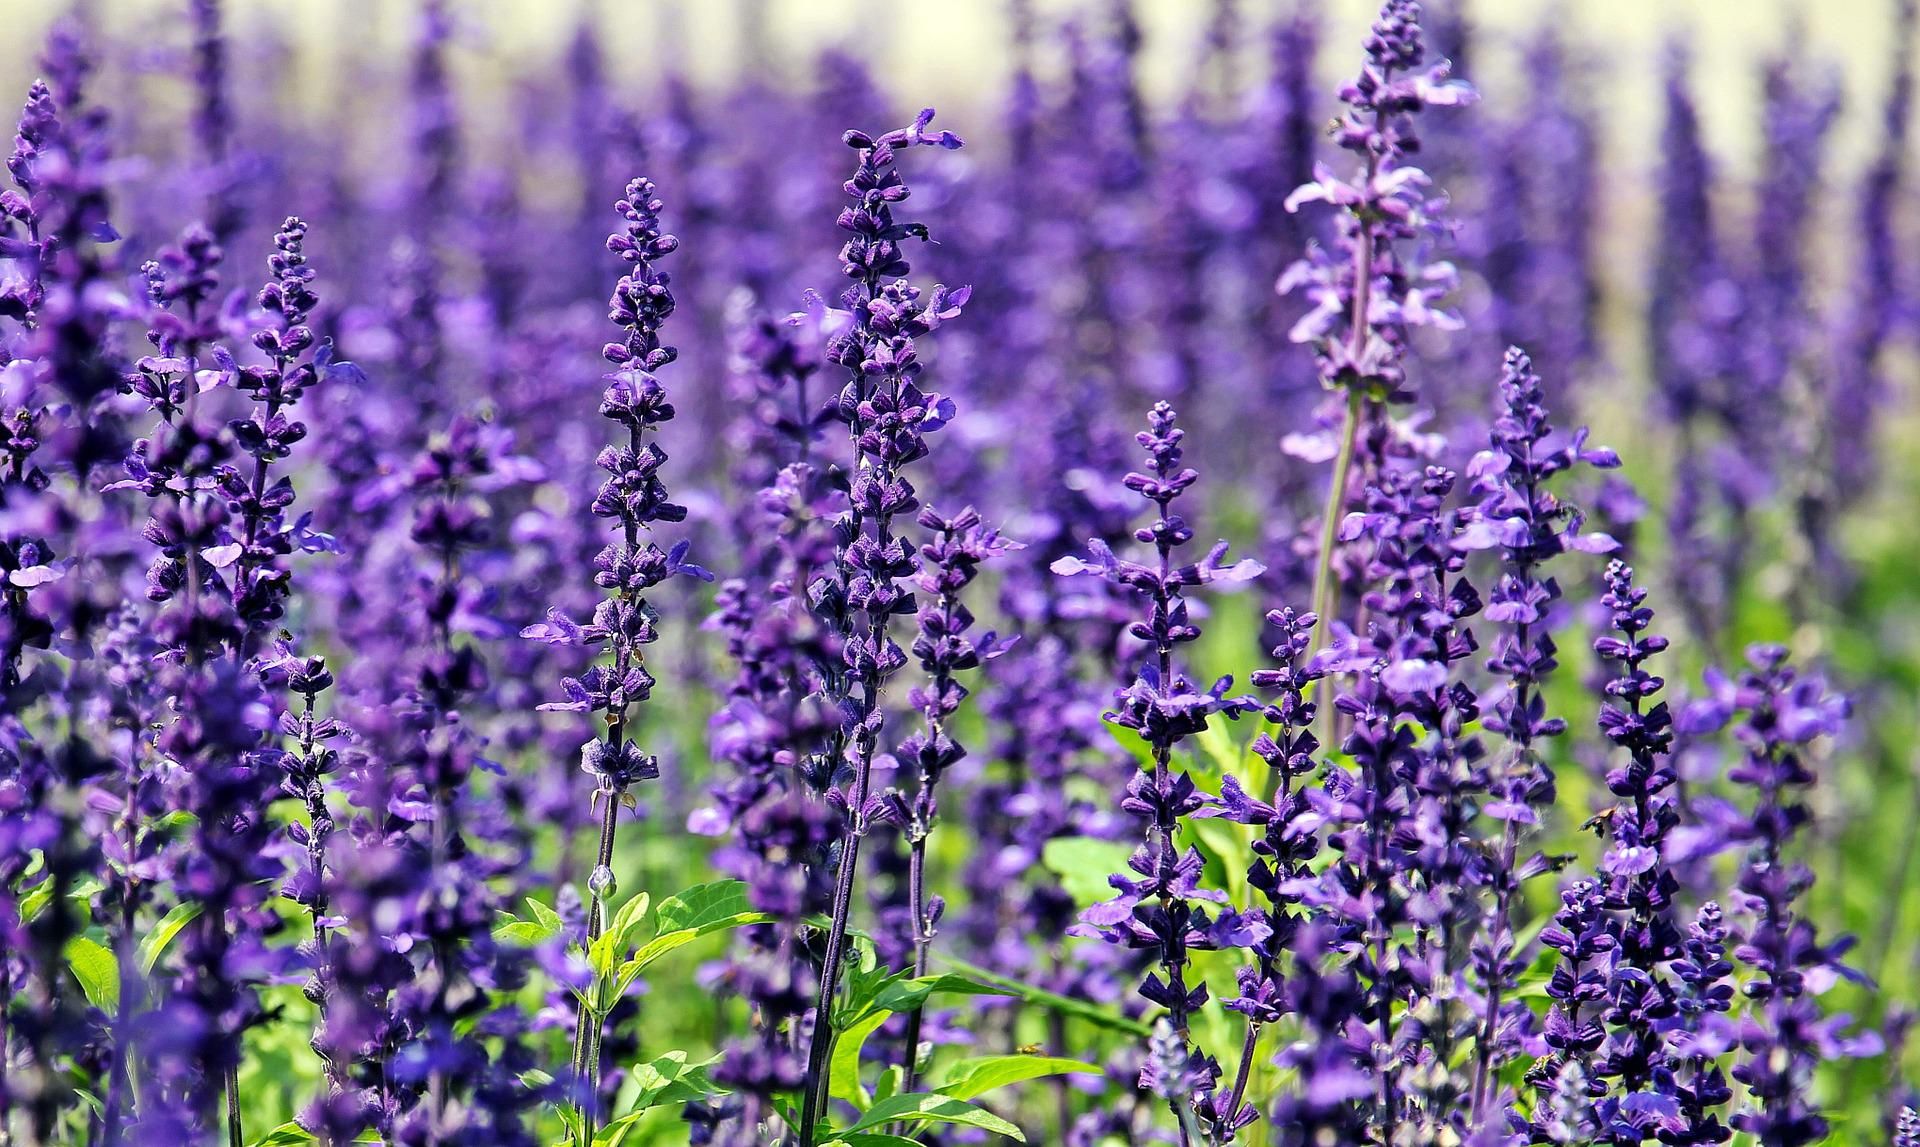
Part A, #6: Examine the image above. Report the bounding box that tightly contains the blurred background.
[5,0,1920,1138]
[3,0,1909,169]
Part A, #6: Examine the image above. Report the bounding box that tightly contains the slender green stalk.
[571,790,622,1146]
[1269,108,1385,803]
[1268,387,1362,804]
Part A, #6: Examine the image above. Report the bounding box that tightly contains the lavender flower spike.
[1459,346,1617,1121]
[795,109,966,1147]
[896,505,1017,1087]
[1701,647,1877,1146]
[1274,0,1473,787]
[1057,401,1265,1143]
[522,177,709,1138]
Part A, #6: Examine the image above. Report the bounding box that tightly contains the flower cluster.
[1058,401,1264,1139]
[0,3,1912,1146]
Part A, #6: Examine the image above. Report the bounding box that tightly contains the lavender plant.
[1460,346,1619,1119]
[1056,401,1264,1143]
[792,108,968,1147]
[1278,0,1473,750]
[522,177,710,1141]
[894,505,1015,1085]
[0,3,1914,1146]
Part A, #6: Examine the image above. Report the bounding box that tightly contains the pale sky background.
[0,0,1910,351]
[0,0,1909,181]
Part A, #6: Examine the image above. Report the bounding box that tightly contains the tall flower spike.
[0,80,57,322]
[1311,459,1479,1138]
[895,505,1017,1086]
[1056,401,1265,1141]
[225,217,334,654]
[27,26,125,475]
[1824,0,1915,515]
[796,108,966,1147]
[189,0,240,243]
[1683,646,1878,1147]
[1197,605,1326,1137]
[1458,346,1617,1121]
[253,642,347,1098]
[523,177,709,1138]
[1275,0,1474,775]
[1587,561,1685,1110]
[1648,41,1743,650]
[1,79,75,689]
[1662,901,1736,1146]
[694,311,841,1142]
[383,415,542,1147]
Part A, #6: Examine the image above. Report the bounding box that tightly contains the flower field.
[3,1,1920,1144]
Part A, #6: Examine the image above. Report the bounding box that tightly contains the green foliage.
[63,936,117,1013]
[935,1055,1100,1101]
[1040,837,1133,907]
[825,967,1008,1111]
[838,1093,1023,1141]
[935,955,1152,1037]
[592,1052,728,1145]
[137,901,202,974]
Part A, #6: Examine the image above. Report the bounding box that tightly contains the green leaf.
[493,921,558,946]
[653,880,753,933]
[936,1054,1101,1101]
[769,1094,802,1134]
[249,1121,317,1147]
[66,936,118,1013]
[833,1136,924,1147]
[622,901,775,984]
[139,902,203,975]
[595,1114,645,1147]
[624,929,699,976]
[1040,838,1134,907]
[557,1103,587,1146]
[152,809,199,832]
[624,1050,727,1114]
[527,896,565,934]
[609,891,651,949]
[867,974,1006,1019]
[589,926,622,981]
[495,898,566,947]
[829,1008,892,1110]
[20,876,104,924]
[873,1064,905,1105]
[934,955,1152,1037]
[834,963,899,1025]
[17,881,51,924]
[593,1053,727,1144]
[843,1093,1023,1140]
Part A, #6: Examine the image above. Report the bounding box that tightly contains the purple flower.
[892,505,1016,1074]
[1717,647,1875,1146]
[1280,0,1476,812]
[1661,902,1737,1146]
[1311,459,1481,1138]
[1058,401,1262,1140]
[1464,346,1617,1123]
[795,110,968,1147]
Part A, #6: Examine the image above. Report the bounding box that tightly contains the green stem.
[224,1065,242,1147]
[1267,386,1363,804]
[571,790,621,1146]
